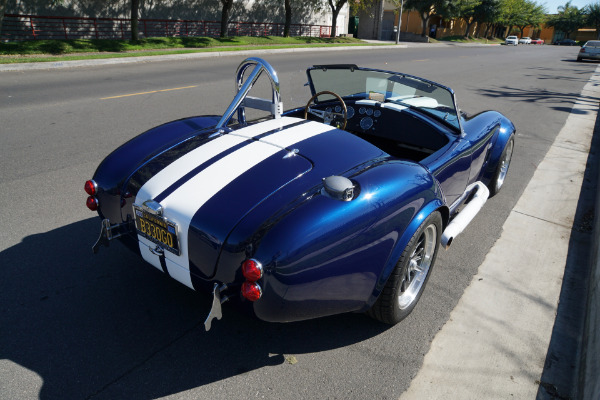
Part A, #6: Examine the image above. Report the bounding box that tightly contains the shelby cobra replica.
[86,58,515,330]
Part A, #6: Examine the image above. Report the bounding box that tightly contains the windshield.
[308,66,461,132]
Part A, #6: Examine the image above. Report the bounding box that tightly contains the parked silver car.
[505,36,518,46]
[578,41,600,61]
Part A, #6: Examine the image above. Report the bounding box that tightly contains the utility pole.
[395,0,404,44]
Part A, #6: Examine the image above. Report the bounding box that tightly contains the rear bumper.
[580,53,600,60]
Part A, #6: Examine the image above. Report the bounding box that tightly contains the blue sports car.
[85,58,515,330]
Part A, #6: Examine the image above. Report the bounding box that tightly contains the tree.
[220,0,234,37]
[514,1,545,38]
[473,0,502,38]
[404,0,453,37]
[585,2,600,39]
[284,0,292,36]
[404,0,433,37]
[452,0,482,37]
[131,0,140,40]
[1,0,64,39]
[327,0,348,37]
[0,0,8,38]
[546,1,585,39]
[498,0,525,36]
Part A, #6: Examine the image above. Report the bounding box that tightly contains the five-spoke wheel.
[368,211,442,324]
[489,135,514,196]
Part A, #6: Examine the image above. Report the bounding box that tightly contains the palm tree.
[586,2,600,39]
[546,1,585,39]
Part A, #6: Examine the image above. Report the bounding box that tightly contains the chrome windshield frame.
[306,65,464,135]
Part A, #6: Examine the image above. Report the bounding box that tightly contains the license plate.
[133,205,180,255]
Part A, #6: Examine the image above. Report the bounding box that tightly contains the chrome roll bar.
[216,57,282,129]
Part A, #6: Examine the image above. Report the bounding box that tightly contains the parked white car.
[519,37,531,44]
[578,40,600,61]
[505,36,518,46]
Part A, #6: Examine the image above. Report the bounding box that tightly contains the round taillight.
[242,259,263,281]
[241,281,262,301]
[86,196,98,211]
[84,180,97,196]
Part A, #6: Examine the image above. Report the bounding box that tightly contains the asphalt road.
[0,44,594,399]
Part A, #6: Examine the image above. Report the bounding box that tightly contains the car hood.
[130,117,386,280]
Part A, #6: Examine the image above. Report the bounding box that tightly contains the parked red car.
[530,38,544,44]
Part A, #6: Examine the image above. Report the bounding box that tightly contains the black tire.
[488,135,514,196]
[577,57,583,62]
[367,211,442,325]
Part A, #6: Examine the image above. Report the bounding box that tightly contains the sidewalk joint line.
[512,209,573,230]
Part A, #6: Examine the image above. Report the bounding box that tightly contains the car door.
[422,136,471,208]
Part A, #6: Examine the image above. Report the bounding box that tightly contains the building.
[4,0,349,35]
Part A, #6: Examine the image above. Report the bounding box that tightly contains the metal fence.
[0,14,334,41]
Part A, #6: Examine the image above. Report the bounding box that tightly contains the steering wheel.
[304,91,348,130]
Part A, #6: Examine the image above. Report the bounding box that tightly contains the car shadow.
[0,218,388,399]
[563,59,596,63]
[475,85,599,114]
[536,100,600,399]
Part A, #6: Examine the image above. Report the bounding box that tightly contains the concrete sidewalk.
[400,66,600,399]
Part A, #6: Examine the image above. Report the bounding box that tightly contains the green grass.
[438,35,504,44]
[0,43,374,64]
[0,35,370,63]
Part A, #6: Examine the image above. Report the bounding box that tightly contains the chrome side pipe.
[441,182,489,249]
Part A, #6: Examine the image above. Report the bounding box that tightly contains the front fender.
[480,115,516,185]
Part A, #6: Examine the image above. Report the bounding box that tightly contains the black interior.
[286,100,452,162]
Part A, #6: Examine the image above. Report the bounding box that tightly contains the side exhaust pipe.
[441,182,489,249]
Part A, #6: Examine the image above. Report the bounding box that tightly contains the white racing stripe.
[137,236,195,290]
[137,117,300,201]
[135,117,335,285]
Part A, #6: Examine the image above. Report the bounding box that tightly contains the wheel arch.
[362,198,448,311]
[481,117,516,186]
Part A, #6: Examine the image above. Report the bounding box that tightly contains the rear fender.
[91,115,221,223]
[361,197,448,311]
[228,160,447,322]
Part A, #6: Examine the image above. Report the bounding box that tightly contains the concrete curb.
[582,115,600,399]
[0,44,406,71]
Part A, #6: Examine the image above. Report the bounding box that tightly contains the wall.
[398,10,425,36]
[5,0,347,33]
[356,0,384,40]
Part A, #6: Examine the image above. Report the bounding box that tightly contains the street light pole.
[395,0,404,44]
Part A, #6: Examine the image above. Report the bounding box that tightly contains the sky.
[541,0,593,13]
